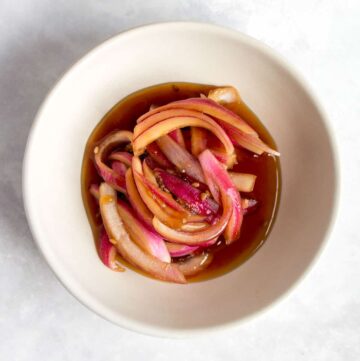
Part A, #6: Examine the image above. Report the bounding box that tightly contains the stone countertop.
[0,0,359,360]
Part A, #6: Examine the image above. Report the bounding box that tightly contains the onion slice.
[109,151,133,167]
[220,120,280,156]
[228,172,257,192]
[155,168,219,217]
[89,184,100,200]
[133,112,236,167]
[242,198,258,215]
[117,199,171,263]
[94,131,133,193]
[137,98,279,155]
[132,157,197,228]
[112,161,127,177]
[99,183,186,283]
[142,159,159,185]
[152,191,232,245]
[125,168,153,227]
[169,129,186,148]
[177,253,214,277]
[157,135,205,183]
[199,150,243,244]
[137,97,256,136]
[207,86,241,107]
[146,142,173,168]
[166,242,199,257]
[99,228,124,272]
[191,127,207,156]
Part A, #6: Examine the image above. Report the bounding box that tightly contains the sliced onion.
[136,109,204,135]
[117,199,170,263]
[137,97,279,155]
[228,172,257,192]
[99,183,186,283]
[242,198,258,215]
[199,149,243,244]
[133,112,235,167]
[169,129,186,148]
[209,149,230,166]
[155,168,219,216]
[207,86,241,107]
[157,135,205,183]
[191,127,207,156]
[94,131,133,193]
[134,158,206,222]
[89,184,100,200]
[220,120,280,156]
[142,159,158,185]
[125,168,153,227]
[141,172,189,213]
[109,151,133,167]
[177,252,214,276]
[137,97,257,136]
[166,242,199,257]
[112,161,127,177]
[152,191,232,245]
[209,87,280,155]
[180,222,209,231]
[132,157,192,228]
[146,142,173,168]
[98,228,124,271]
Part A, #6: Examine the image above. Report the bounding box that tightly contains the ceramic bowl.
[23,22,338,337]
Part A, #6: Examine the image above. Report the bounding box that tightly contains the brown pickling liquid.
[81,82,281,282]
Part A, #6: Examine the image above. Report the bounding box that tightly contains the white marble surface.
[0,0,359,359]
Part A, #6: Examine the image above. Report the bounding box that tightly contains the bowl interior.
[23,23,337,336]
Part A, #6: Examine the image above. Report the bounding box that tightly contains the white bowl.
[23,22,338,337]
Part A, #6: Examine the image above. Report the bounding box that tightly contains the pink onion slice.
[137,97,279,156]
[142,159,158,185]
[132,157,195,228]
[98,228,124,271]
[207,86,241,107]
[220,120,280,156]
[152,191,232,245]
[137,97,256,136]
[209,87,280,155]
[117,199,171,263]
[133,112,236,167]
[199,149,243,244]
[228,172,257,192]
[169,129,186,148]
[94,131,133,193]
[89,184,100,200]
[209,149,230,165]
[166,242,199,257]
[177,252,214,277]
[125,168,153,227]
[146,142,173,168]
[139,173,206,224]
[155,169,219,216]
[109,151,133,167]
[191,127,207,156]
[136,109,204,135]
[242,198,258,215]
[112,161,127,177]
[133,159,205,224]
[180,222,208,232]
[157,135,205,183]
[99,183,186,283]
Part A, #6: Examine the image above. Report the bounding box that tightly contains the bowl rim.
[22,21,340,338]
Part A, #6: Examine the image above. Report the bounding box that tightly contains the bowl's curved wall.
[23,22,338,337]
